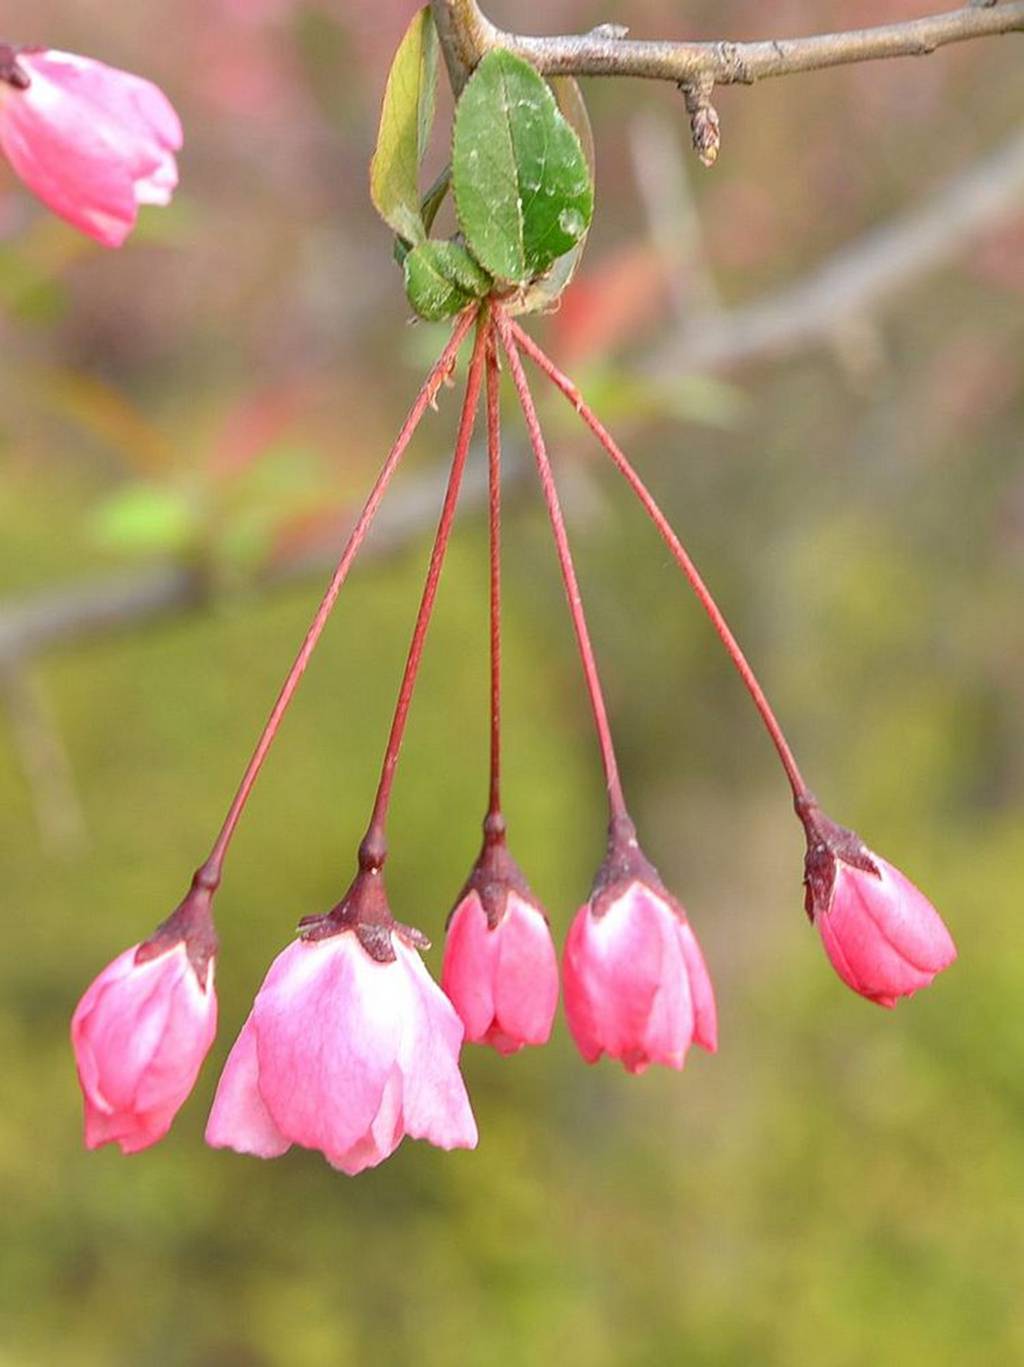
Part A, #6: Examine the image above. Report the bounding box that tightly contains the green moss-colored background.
[2,1,1023,1363]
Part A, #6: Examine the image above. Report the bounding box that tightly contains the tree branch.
[430,0,474,94]
[430,1,1024,87]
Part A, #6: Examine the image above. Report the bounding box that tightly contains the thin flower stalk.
[197,306,479,892]
[495,306,630,829]
[484,330,504,832]
[360,309,490,867]
[508,318,809,803]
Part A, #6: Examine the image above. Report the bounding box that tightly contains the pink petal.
[393,942,477,1152]
[859,856,957,972]
[490,893,559,1051]
[327,1069,405,1175]
[0,49,181,246]
[0,95,136,244]
[71,946,150,1112]
[563,882,716,1073]
[72,943,216,1153]
[820,855,957,1004]
[444,890,558,1055]
[633,932,692,1074]
[22,52,182,151]
[133,960,217,1114]
[564,884,672,1068]
[84,1099,175,1153]
[205,1013,290,1159]
[251,937,403,1159]
[441,893,499,1044]
[562,908,604,1064]
[677,920,718,1053]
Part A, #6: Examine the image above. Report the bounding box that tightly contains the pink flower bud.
[206,871,478,1173]
[562,828,717,1074]
[800,799,957,1007]
[442,837,559,1055]
[0,45,181,246]
[71,891,218,1153]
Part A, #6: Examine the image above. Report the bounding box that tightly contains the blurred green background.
[2,2,1023,1364]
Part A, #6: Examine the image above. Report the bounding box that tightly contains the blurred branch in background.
[630,109,722,321]
[4,102,1022,848]
[4,103,1024,847]
[0,450,518,850]
[0,451,509,671]
[4,120,1024,665]
[648,123,1024,378]
[1,662,85,854]
[3,3,1023,850]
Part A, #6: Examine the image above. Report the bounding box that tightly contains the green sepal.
[404,240,492,322]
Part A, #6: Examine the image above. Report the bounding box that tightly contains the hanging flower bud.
[562,821,717,1074]
[206,867,478,1173]
[71,880,218,1153]
[0,44,181,246]
[442,826,559,1055]
[799,797,957,1007]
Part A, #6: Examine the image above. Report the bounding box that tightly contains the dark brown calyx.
[135,873,219,987]
[588,814,680,920]
[299,865,429,964]
[0,45,31,90]
[796,793,879,923]
[450,819,541,931]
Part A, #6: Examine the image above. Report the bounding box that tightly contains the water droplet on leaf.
[559,208,585,239]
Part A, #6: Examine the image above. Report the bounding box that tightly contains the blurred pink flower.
[217,0,302,22]
[206,929,478,1173]
[443,883,559,1056]
[0,46,181,246]
[563,869,718,1075]
[72,941,217,1153]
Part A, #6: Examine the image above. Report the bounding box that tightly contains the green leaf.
[552,76,596,186]
[403,240,491,322]
[452,50,594,286]
[512,77,595,315]
[421,165,452,236]
[370,7,438,244]
[89,484,198,555]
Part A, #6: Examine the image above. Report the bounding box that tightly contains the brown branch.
[431,0,474,93]
[430,1,1024,86]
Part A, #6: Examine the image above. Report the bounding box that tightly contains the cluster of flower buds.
[0,42,181,246]
[50,27,955,1172]
[70,303,957,1173]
